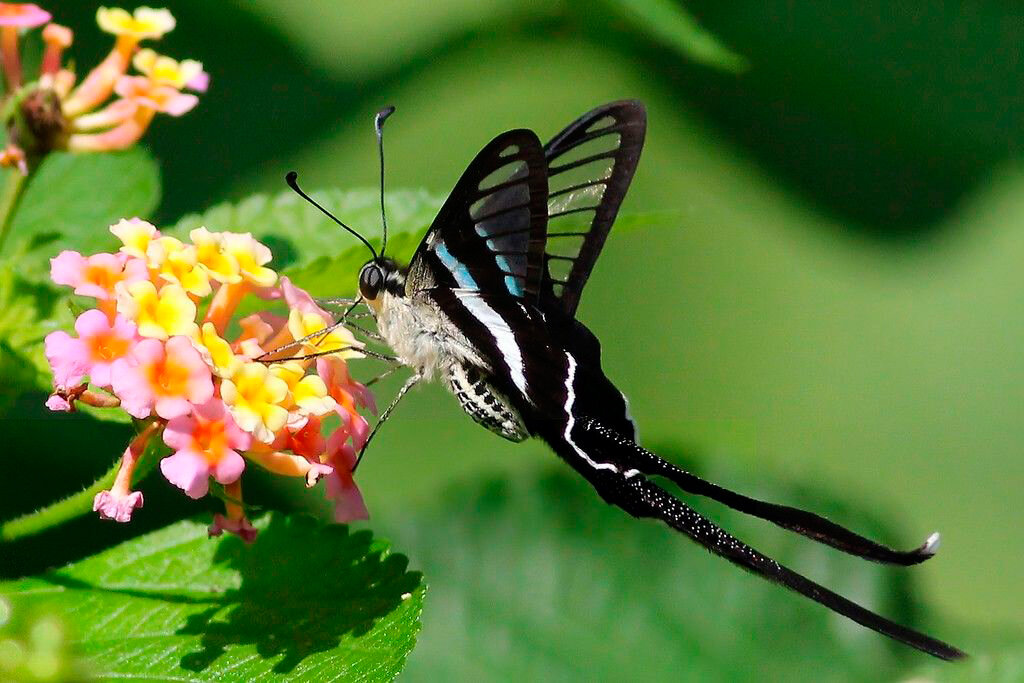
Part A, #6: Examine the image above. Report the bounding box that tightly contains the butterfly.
[282,101,965,660]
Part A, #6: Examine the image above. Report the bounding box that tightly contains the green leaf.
[0,597,90,682]
[9,147,161,276]
[171,188,442,274]
[911,644,1024,682]
[0,146,161,399]
[286,230,426,298]
[0,252,70,406]
[602,0,748,72]
[384,457,948,681]
[1,514,425,682]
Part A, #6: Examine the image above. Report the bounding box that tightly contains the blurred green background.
[3,1,1023,680]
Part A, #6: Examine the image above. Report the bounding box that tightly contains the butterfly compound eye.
[359,263,384,300]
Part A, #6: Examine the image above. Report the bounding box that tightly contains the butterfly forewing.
[410,129,549,301]
[542,100,646,315]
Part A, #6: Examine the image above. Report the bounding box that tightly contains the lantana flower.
[0,5,206,172]
[44,220,372,540]
[111,336,214,420]
[115,280,197,339]
[110,217,160,258]
[50,250,147,301]
[146,235,212,297]
[161,399,249,499]
[0,4,50,89]
[44,310,137,388]
[220,361,290,444]
[133,47,208,92]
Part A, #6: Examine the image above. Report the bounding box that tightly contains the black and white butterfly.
[282,101,964,660]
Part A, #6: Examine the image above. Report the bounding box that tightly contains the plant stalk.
[0,429,163,543]
[0,166,27,255]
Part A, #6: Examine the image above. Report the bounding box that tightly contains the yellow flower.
[190,227,240,284]
[96,6,175,40]
[287,309,363,359]
[192,322,242,378]
[270,362,337,416]
[221,362,289,443]
[133,48,205,89]
[115,280,196,339]
[110,218,159,258]
[221,232,277,287]
[146,235,211,297]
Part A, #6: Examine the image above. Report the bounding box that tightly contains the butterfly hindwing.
[409,129,549,302]
[541,100,647,315]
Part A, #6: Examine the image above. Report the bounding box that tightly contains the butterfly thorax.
[366,266,529,441]
[369,271,492,382]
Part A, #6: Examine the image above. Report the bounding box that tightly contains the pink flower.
[324,428,368,523]
[209,513,257,543]
[234,312,281,358]
[280,276,329,319]
[115,74,198,116]
[0,3,51,27]
[318,356,376,413]
[188,70,209,92]
[275,415,326,458]
[41,23,72,76]
[44,329,88,388]
[50,250,146,300]
[0,4,51,89]
[111,336,213,419]
[45,394,72,412]
[93,489,144,523]
[161,399,249,499]
[44,310,138,389]
[208,479,257,542]
[92,422,161,524]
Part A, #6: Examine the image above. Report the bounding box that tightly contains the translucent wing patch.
[411,130,549,301]
[542,101,647,315]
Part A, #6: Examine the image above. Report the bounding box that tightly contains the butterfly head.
[358,258,405,310]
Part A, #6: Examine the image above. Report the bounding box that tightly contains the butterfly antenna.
[374,105,395,256]
[285,171,378,260]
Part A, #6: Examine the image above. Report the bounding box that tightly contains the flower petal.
[93,489,144,523]
[160,450,210,499]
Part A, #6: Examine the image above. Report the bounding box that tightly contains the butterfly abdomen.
[447,361,528,442]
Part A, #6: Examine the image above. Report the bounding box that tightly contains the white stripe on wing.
[563,353,619,473]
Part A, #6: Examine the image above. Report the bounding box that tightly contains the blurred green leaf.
[385,459,948,682]
[8,148,161,278]
[910,644,1024,682]
[1,514,424,682]
[286,230,427,298]
[0,597,89,682]
[602,0,748,72]
[171,188,442,274]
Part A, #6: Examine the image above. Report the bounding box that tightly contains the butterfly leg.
[316,296,362,308]
[343,320,385,343]
[353,371,421,471]
[364,364,402,388]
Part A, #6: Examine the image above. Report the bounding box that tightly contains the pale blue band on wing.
[436,242,479,290]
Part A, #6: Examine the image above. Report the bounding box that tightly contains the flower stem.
[0,427,163,543]
[0,167,28,255]
[1,26,21,91]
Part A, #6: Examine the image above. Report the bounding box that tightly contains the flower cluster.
[0,4,206,172]
[44,219,375,540]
